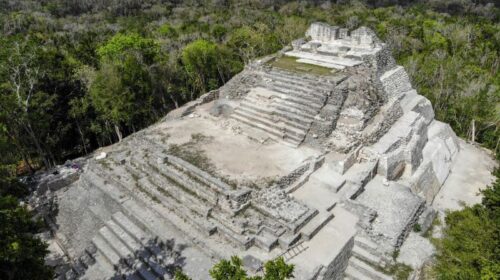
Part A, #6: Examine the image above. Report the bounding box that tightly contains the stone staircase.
[231,68,336,146]
[62,245,97,280]
[86,138,328,254]
[85,211,179,280]
[344,236,392,280]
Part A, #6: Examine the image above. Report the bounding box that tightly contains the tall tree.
[0,37,52,169]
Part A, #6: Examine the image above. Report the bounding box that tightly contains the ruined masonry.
[41,23,469,280]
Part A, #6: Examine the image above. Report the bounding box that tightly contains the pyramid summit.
[34,23,494,280]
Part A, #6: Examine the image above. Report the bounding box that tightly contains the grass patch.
[384,263,413,280]
[413,223,422,232]
[423,216,441,239]
[168,133,216,173]
[268,56,335,76]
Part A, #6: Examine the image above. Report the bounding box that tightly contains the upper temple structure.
[32,23,495,280]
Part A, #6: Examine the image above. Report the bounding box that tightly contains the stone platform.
[38,22,496,280]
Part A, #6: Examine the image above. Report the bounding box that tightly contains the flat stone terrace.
[150,105,322,182]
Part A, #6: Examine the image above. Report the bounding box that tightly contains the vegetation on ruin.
[431,169,500,279]
[174,256,294,280]
[268,56,335,76]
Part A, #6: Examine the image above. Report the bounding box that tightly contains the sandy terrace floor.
[433,139,497,211]
[148,102,322,183]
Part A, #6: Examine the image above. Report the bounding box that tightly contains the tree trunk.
[5,128,35,174]
[105,121,113,144]
[24,122,50,169]
[471,119,475,143]
[169,94,179,108]
[76,121,88,155]
[21,152,35,174]
[114,124,123,142]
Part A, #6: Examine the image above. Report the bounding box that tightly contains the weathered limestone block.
[330,148,360,175]
[253,188,313,229]
[427,121,460,158]
[422,122,458,185]
[404,118,428,174]
[356,179,425,248]
[409,162,442,204]
[361,96,403,146]
[306,22,339,42]
[400,91,435,125]
[380,66,412,100]
[417,206,437,233]
[372,111,421,155]
[317,236,355,280]
[377,147,406,180]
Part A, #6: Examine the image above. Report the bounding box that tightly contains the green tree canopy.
[181,39,219,93]
[97,33,160,64]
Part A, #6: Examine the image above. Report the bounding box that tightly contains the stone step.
[286,51,363,67]
[254,88,324,111]
[265,84,325,105]
[239,101,312,130]
[211,219,253,249]
[112,212,150,247]
[99,226,134,264]
[274,94,323,112]
[106,219,143,253]
[278,232,302,249]
[88,252,116,278]
[352,244,382,265]
[262,70,333,86]
[296,58,346,70]
[273,99,320,115]
[162,154,234,194]
[300,211,334,240]
[233,107,307,138]
[263,70,334,88]
[344,161,378,189]
[254,232,279,252]
[348,257,392,280]
[92,234,121,267]
[230,113,302,146]
[242,95,316,122]
[138,178,217,235]
[143,175,212,217]
[245,94,317,120]
[150,162,219,206]
[354,236,379,255]
[270,79,329,98]
[134,262,159,280]
[273,102,317,120]
[344,264,368,280]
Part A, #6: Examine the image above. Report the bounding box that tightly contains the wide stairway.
[344,236,393,280]
[230,68,336,146]
[88,211,171,280]
[85,137,334,255]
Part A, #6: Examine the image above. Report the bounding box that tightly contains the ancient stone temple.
[36,23,493,280]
